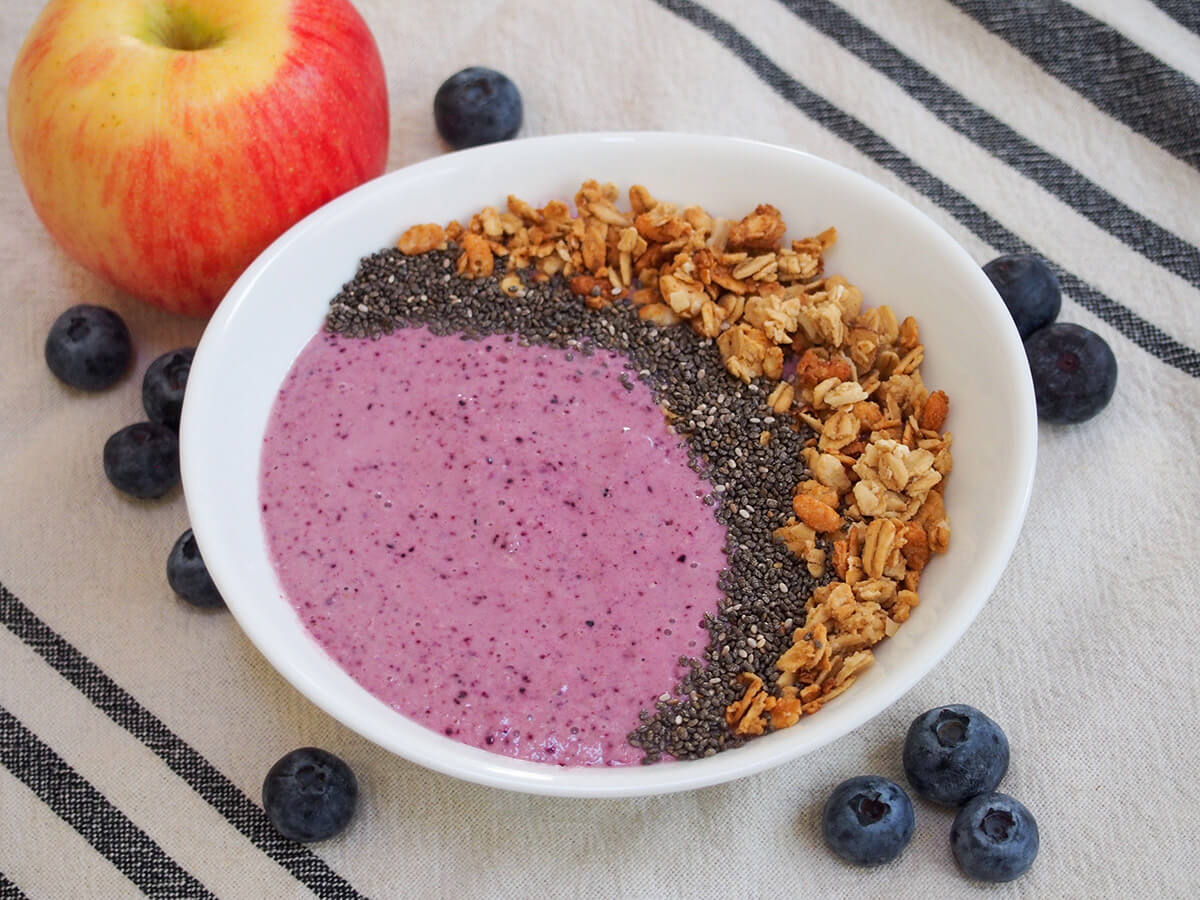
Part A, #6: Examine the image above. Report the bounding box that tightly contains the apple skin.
[7,0,389,316]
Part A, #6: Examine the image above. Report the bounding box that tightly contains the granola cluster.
[395,181,952,741]
[727,291,954,736]
[395,180,834,328]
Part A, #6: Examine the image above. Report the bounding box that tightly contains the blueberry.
[143,347,196,432]
[102,422,179,499]
[263,748,358,842]
[1024,323,1117,424]
[433,67,522,150]
[167,529,224,608]
[983,253,1061,339]
[45,304,133,391]
[951,792,1039,882]
[902,704,1009,807]
[821,775,915,866]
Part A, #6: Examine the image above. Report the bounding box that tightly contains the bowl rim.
[182,131,1037,797]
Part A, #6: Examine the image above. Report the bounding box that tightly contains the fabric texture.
[2,0,1199,896]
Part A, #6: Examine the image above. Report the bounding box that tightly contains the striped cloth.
[2,0,1198,896]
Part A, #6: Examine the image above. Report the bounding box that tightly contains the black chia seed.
[325,246,828,763]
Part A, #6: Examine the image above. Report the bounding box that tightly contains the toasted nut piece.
[919,390,950,431]
[717,324,773,382]
[711,264,749,295]
[634,243,671,272]
[933,446,954,476]
[847,327,879,371]
[397,223,446,255]
[892,590,920,623]
[792,493,843,533]
[617,225,641,254]
[499,274,524,297]
[914,490,945,528]
[777,623,831,676]
[629,184,655,216]
[638,303,682,327]
[847,523,863,557]
[707,217,733,252]
[630,287,659,307]
[506,194,541,224]
[898,315,919,350]
[773,520,816,556]
[683,205,714,237]
[479,206,504,238]
[900,521,930,571]
[767,381,795,414]
[634,210,690,244]
[568,273,602,297]
[732,253,777,280]
[812,453,852,492]
[831,539,849,579]
[852,400,883,429]
[862,518,897,579]
[728,203,787,250]
[763,345,784,380]
[718,292,746,325]
[819,410,859,451]
[769,695,803,730]
[797,479,839,509]
[725,673,770,735]
[587,200,631,227]
[701,299,727,336]
[581,220,608,272]
[538,253,564,277]
[827,582,857,623]
[823,381,870,409]
[877,305,900,344]
[854,576,897,606]
[928,518,951,554]
[796,349,853,389]
[456,233,494,278]
[805,546,827,578]
[896,344,925,375]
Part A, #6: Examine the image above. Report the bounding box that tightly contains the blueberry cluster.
[984,253,1117,424]
[44,304,221,608]
[821,704,1038,882]
[46,302,361,846]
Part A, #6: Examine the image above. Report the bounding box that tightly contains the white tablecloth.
[3,0,1199,896]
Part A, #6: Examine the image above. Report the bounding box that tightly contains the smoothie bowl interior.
[181,133,1036,798]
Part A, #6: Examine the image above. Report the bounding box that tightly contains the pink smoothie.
[260,328,727,765]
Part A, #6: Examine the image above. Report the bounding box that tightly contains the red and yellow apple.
[7,0,389,316]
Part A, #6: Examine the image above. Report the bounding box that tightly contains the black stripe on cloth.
[0,706,214,899]
[0,584,368,900]
[649,0,1200,379]
[947,0,1200,170]
[1150,0,1200,37]
[776,0,1200,289]
[0,871,30,900]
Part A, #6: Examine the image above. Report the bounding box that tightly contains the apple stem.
[144,6,226,52]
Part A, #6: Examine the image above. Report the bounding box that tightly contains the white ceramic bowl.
[182,133,1036,798]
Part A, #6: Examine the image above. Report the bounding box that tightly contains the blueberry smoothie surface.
[260,327,728,766]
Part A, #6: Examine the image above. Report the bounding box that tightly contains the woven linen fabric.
[3,0,1199,896]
